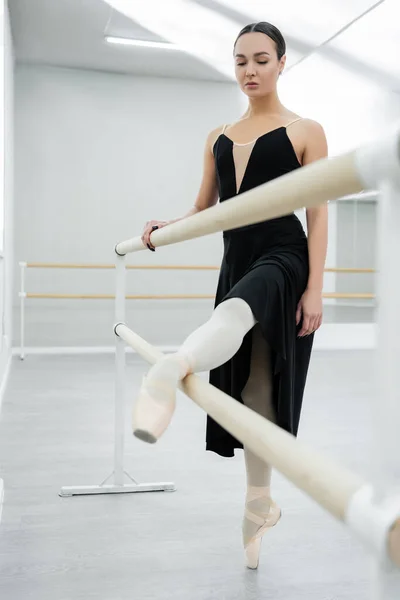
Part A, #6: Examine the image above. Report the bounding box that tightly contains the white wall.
[280,53,400,303]
[0,1,14,387]
[336,199,376,297]
[14,65,243,348]
[14,58,400,350]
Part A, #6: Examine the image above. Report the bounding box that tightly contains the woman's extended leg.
[133,298,256,442]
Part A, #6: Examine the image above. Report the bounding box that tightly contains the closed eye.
[236,62,268,66]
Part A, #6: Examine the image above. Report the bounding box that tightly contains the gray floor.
[0,351,377,599]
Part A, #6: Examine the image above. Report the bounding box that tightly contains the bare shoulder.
[299,119,328,163]
[207,125,225,152]
[286,115,326,141]
[298,118,326,138]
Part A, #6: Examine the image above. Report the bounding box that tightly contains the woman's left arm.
[297,120,329,337]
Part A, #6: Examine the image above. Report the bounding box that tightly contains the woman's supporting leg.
[242,326,281,568]
[133,298,256,442]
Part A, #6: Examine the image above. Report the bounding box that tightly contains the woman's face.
[234,32,285,97]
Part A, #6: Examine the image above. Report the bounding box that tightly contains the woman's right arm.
[142,127,221,250]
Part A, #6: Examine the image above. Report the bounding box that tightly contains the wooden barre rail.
[22,263,219,270]
[21,263,376,301]
[24,293,375,300]
[21,262,376,274]
[25,294,215,300]
[118,322,365,521]
[115,323,400,568]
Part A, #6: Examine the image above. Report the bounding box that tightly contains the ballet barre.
[113,125,400,597]
[22,292,374,299]
[18,262,374,359]
[115,322,400,570]
[65,123,399,597]
[19,261,375,272]
[115,143,376,255]
[20,262,221,270]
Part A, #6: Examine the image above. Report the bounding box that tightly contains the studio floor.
[0,351,376,600]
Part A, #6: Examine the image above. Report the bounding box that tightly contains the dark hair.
[234,22,286,60]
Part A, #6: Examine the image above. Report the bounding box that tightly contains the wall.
[280,52,400,321]
[14,58,400,349]
[14,65,243,348]
[0,0,14,388]
[336,199,377,294]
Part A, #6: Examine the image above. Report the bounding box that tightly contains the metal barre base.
[59,469,176,497]
[59,482,176,497]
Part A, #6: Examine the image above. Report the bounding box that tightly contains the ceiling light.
[105,36,181,51]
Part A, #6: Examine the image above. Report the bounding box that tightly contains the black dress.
[206,125,314,457]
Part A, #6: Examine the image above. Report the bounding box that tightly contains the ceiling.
[9,0,227,81]
[8,0,400,90]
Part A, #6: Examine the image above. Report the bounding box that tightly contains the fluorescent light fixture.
[105,36,181,50]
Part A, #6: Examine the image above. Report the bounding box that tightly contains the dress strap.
[211,124,228,152]
[286,117,303,128]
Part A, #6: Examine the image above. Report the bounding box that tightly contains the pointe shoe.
[132,376,177,444]
[244,500,281,570]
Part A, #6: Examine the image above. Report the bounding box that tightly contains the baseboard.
[12,324,376,356]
